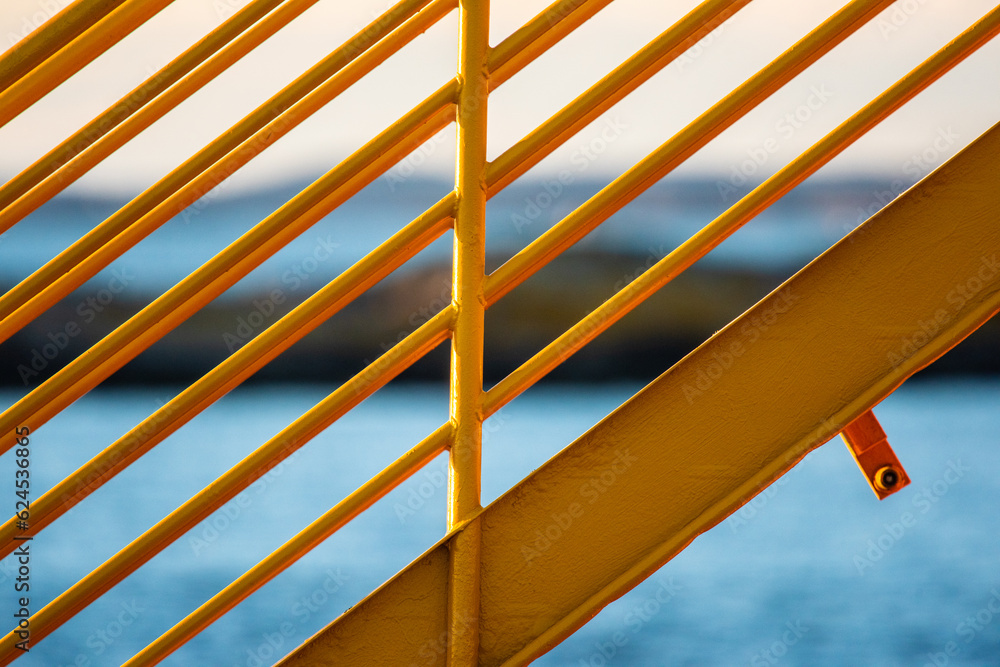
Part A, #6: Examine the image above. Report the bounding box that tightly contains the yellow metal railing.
[0,0,997,663]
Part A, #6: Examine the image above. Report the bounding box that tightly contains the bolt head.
[875,466,900,491]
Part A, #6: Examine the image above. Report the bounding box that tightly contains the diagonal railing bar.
[487,0,615,89]
[125,422,453,667]
[487,0,751,194]
[0,306,453,662]
[0,0,454,338]
[482,4,1000,418]
[0,194,456,559]
[0,0,615,443]
[0,0,178,129]
[483,0,895,308]
[0,0,324,218]
[0,0,129,92]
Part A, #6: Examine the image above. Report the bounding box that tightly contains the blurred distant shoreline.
[1,176,996,387]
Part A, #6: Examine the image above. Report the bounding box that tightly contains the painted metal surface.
[449,0,490,662]
[279,119,1000,665]
[0,0,997,663]
[0,0,178,127]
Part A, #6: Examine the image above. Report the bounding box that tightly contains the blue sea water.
[0,378,998,666]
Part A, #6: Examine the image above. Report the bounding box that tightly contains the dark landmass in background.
[1,176,996,388]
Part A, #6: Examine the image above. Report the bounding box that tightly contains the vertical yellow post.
[450,0,488,663]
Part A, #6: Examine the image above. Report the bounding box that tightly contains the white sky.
[0,0,998,195]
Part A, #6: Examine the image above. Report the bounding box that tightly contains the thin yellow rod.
[0,0,177,129]
[0,195,455,560]
[0,0,128,92]
[0,310,453,662]
[486,0,751,195]
[483,0,895,309]
[123,423,452,667]
[482,2,1000,419]
[0,0,298,217]
[0,0,454,338]
[449,0,489,662]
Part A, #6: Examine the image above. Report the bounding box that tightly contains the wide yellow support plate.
[279,121,1000,665]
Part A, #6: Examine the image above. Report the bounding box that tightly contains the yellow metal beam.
[277,119,1000,665]
[450,0,489,662]
[488,0,614,89]
[0,0,128,92]
[487,0,751,195]
[0,0,178,128]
